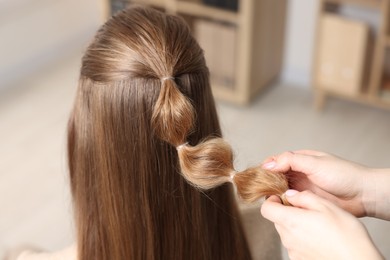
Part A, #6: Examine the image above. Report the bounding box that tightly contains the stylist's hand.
[262,150,371,217]
[261,190,383,260]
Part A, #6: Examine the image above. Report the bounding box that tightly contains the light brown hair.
[68,6,257,260]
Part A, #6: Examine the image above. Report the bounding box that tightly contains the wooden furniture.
[315,14,369,96]
[121,0,286,105]
[313,0,390,110]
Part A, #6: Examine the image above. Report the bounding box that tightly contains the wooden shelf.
[129,0,238,24]
[324,0,382,9]
[130,0,165,8]
[176,1,238,24]
[314,0,390,111]
[317,88,390,110]
[211,85,245,104]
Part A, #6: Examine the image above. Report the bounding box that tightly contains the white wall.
[281,0,320,88]
[0,0,106,89]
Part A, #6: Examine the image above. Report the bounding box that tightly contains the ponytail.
[151,77,290,205]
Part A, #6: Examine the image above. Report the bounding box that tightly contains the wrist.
[362,168,390,220]
[361,168,376,218]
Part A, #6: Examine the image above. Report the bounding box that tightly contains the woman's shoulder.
[17,244,77,260]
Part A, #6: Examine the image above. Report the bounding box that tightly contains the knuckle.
[276,151,295,166]
[279,151,295,160]
[260,202,272,219]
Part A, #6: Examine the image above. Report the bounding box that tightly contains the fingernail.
[285,189,298,197]
[262,161,276,169]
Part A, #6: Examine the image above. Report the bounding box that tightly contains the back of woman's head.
[68,6,254,260]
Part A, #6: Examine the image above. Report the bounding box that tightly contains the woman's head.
[68,6,251,260]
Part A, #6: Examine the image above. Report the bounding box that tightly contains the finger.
[261,196,285,222]
[266,195,282,204]
[285,170,325,192]
[292,149,328,157]
[261,195,303,224]
[264,151,321,176]
[261,156,277,168]
[285,190,330,211]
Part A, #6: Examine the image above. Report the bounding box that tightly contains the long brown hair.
[67,6,257,260]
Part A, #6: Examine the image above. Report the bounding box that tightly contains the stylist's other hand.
[262,150,371,217]
[261,190,383,260]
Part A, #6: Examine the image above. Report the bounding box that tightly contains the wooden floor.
[1,52,390,259]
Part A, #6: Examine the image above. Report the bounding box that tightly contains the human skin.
[261,191,383,260]
[261,150,390,220]
[259,150,389,259]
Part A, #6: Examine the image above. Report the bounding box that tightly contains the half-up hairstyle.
[68,6,253,260]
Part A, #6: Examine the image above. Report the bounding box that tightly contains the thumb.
[263,151,320,176]
[285,190,329,211]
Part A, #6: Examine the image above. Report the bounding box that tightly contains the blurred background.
[1,0,390,259]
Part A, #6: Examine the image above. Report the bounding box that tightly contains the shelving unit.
[324,0,381,9]
[313,0,390,110]
[175,1,238,24]
[121,0,286,105]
